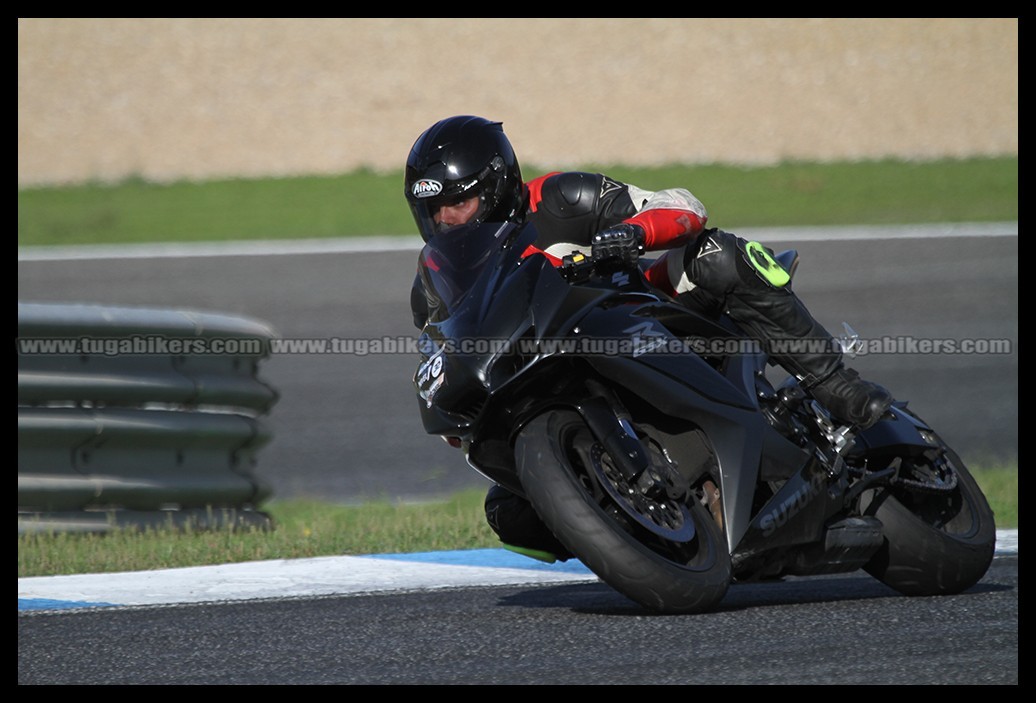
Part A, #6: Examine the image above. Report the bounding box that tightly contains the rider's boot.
[685,230,893,430]
[807,365,894,430]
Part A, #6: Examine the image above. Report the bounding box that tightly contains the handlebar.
[559,250,648,284]
[559,251,597,283]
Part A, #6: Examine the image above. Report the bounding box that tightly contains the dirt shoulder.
[18,18,1017,186]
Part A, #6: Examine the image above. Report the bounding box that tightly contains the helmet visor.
[408,181,488,242]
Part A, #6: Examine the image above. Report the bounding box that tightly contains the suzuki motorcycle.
[412,220,996,614]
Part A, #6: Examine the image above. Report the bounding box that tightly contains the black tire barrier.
[17,301,280,534]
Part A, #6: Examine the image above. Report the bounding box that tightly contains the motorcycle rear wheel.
[515,409,731,614]
[860,421,996,596]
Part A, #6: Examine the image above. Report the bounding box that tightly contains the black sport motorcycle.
[412,220,996,614]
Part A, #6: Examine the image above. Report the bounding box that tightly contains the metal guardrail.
[17,301,280,534]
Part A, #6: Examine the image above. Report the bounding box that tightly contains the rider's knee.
[684,228,790,295]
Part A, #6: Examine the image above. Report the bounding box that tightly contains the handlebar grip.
[560,252,595,283]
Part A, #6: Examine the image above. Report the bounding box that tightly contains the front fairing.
[414,222,548,435]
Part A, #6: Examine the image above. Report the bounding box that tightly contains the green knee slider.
[744,240,791,288]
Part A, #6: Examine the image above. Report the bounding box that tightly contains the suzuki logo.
[758,472,826,537]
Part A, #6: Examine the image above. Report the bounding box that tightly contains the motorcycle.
[412,220,996,614]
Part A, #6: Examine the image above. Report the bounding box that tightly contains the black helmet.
[405,115,526,241]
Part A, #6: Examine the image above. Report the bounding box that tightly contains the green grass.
[971,465,1018,530]
[18,467,1017,578]
[17,156,1018,247]
[19,488,498,578]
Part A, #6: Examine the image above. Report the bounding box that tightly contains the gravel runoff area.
[18,18,1017,187]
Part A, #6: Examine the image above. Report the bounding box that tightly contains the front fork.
[576,379,688,501]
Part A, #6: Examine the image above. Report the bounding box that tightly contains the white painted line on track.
[18,549,596,611]
[745,221,1018,242]
[17,235,427,261]
[18,530,1017,612]
[17,222,1018,262]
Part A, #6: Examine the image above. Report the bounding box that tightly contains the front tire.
[860,423,996,596]
[515,409,731,614]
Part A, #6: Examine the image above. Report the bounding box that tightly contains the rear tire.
[861,424,996,596]
[516,409,731,614]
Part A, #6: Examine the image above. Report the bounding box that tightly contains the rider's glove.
[591,223,645,269]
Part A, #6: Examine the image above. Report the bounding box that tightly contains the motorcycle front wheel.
[860,417,996,596]
[515,409,731,614]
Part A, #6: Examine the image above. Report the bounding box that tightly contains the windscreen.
[417,221,529,319]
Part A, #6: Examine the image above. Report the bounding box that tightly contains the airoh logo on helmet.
[412,179,443,198]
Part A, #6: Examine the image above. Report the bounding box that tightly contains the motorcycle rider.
[405,115,893,562]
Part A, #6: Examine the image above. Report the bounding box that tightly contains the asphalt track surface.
[17,223,1019,504]
[18,224,1019,684]
[18,550,1019,684]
